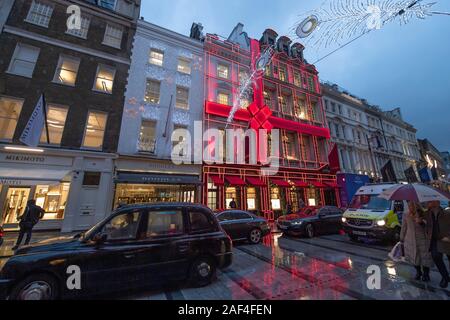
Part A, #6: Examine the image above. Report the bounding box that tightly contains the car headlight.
[377,220,386,227]
[342,217,347,223]
[292,221,303,225]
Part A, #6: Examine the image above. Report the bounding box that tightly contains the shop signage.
[116,173,201,185]
[0,178,58,186]
[0,153,73,166]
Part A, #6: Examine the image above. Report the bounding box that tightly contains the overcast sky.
[141,0,450,152]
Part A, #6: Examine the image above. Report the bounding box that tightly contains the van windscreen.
[349,195,391,211]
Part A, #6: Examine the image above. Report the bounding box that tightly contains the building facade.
[202,26,339,220]
[0,0,140,231]
[115,20,204,208]
[417,139,447,190]
[322,83,421,182]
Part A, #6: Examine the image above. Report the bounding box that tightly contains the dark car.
[277,206,343,238]
[215,210,271,244]
[0,226,3,247]
[0,203,232,300]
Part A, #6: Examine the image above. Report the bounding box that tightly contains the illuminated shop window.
[66,15,90,39]
[145,79,161,104]
[149,49,164,67]
[217,64,229,79]
[103,23,123,49]
[40,105,68,145]
[93,64,116,94]
[306,187,320,207]
[25,1,53,28]
[35,183,70,221]
[53,55,80,86]
[207,181,218,210]
[176,86,189,110]
[177,58,191,74]
[138,120,157,153]
[247,187,257,210]
[8,43,40,78]
[82,111,107,149]
[0,97,23,141]
[270,187,281,210]
[226,187,238,209]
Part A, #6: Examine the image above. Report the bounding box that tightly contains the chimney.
[276,36,292,56]
[260,29,278,47]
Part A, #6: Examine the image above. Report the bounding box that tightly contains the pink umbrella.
[378,183,450,203]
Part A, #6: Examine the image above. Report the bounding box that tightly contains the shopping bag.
[388,242,405,263]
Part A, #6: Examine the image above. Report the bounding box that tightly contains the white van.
[342,183,407,243]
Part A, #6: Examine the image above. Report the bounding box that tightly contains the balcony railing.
[138,138,157,154]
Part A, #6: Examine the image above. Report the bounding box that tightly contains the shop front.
[0,148,115,232]
[203,166,340,220]
[114,157,202,209]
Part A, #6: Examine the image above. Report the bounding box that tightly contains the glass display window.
[270,187,281,210]
[247,187,257,210]
[35,183,70,220]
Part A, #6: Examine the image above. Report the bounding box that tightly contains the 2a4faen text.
[178,304,272,318]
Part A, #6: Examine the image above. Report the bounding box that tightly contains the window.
[278,66,287,82]
[149,49,164,66]
[138,120,156,153]
[66,15,90,39]
[0,97,23,141]
[93,64,115,94]
[83,111,107,149]
[311,101,322,122]
[217,92,230,106]
[217,64,229,79]
[264,63,272,77]
[103,23,123,49]
[231,211,252,220]
[307,76,316,92]
[102,211,141,241]
[144,79,161,104]
[177,58,191,74]
[173,124,188,157]
[99,0,116,10]
[189,210,216,233]
[34,183,70,220]
[279,96,292,115]
[147,210,184,238]
[8,43,40,78]
[207,181,218,210]
[83,172,101,186]
[264,91,273,109]
[53,55,80,86]
[294,97,307,120]
[176,86,189,109]
[294,72,302,87]
[284,132,298,160]
[40,105,68,145]
[25,1,53,27]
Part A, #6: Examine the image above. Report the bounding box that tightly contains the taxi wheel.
[188,256,217,288]
[305,224,315,238]
[9,274,59,300]
[248,228,262,244]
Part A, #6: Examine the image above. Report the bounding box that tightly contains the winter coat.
[400,211,434,267]
[426,207,450,255]
[19,203,45,229]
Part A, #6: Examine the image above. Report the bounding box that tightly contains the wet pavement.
[1,232,449,300]
[126,234,450,300]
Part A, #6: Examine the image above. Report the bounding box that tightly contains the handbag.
[388,242,406,262]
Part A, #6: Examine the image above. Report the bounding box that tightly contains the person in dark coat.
[229,198,237,209]
[426,201,450,288]
[12,199,45,250]
[286,204,293,215]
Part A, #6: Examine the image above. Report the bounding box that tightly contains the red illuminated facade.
[202,28,340,220]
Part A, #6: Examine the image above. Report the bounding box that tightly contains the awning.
[271,179,291,187]
[310,181,326,188]
[209,175,224,186]
[0,167,70,186]
[291,180,309,188]
[246,177,266,187]
[225,176,246,186]
[116,172,202,185]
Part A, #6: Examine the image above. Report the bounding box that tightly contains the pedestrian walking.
[400,201,434,282]
[286,204,293,215]
[12,199,45,250]
[426,201,450,288]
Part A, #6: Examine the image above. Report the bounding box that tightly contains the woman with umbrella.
[380,184,450,283]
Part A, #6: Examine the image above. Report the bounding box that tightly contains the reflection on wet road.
[128,233,450,300]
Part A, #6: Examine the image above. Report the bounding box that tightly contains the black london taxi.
[0,203,233,300]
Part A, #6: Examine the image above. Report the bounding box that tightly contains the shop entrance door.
[3,187,31,224]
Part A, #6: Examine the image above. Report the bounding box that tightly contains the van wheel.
[188,256,217,288]
[305,224,315,238]
[9,274,59,300]
[248,228,262,244]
